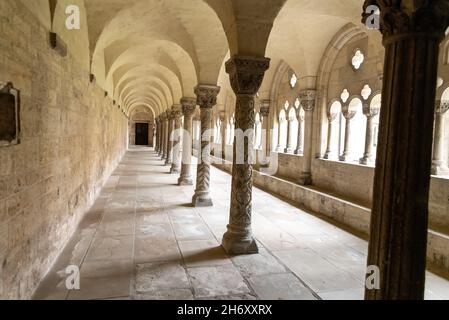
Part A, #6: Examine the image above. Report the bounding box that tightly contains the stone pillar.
[192,85,220,207]
[298,90,316,185]
[165,109,175,165]
[432,100,449,175]
[158,116,164,156]
[155,118,160,153]
[260,103,270,152]
[178,98,197,186]
[339,105,356,162]
[360,103,380,165]
[275,116,284,152]
[324,112,339,160]
[284,114,295,154]
[219,112,226,160]
[294,108,304,155]
[222,56,270,255]
[170,106,183,174]
[161,112,168,159]
[362,0,449,300]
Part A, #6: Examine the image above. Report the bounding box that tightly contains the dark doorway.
[135,123,149,146]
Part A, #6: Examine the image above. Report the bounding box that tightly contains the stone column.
[222,56,270,255]
[294,108,304,155]
[192,85,220,207]
[170,106,183,174]
[219,112,226,160]
[324,112,339,160]
[275,116,284,152]
[362,0,449,300]
[178,98,197,186]
[155,118,160,152]
[161,112,168,159]
[158,116,163,156]
[360,104,380,165]
[339,105,356,162]
[284,114,295,153]
[165,109,175,165]
[298,90,316,185]
[432,100,449,175]
[260,103,270,152]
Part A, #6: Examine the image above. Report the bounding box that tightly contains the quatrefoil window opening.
[352,49,365,70]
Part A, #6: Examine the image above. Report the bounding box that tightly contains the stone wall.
[0,0,128,299]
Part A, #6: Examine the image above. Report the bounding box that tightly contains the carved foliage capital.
[299,90,317,112]
[181,97,197,117]
[363,102,380,117]
[362,0,449,39]
[342,105,357,120]
[195,85,220,109]
[226,56,270,95]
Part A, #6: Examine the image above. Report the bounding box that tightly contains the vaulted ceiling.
[22,0,374,117]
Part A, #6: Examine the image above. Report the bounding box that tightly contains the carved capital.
[226,56,270,95]
[218,111,226,122]
[260,101,270,117]
[436,100,449,114]
[299,90,317,112]
[342,105,357,120]
[362,0,449,40]
[195,85,220,109]
[363,102,381,117]
[181,97,197,117]
[171,105,183,120]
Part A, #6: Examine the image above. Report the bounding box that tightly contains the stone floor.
[33,147,449,300]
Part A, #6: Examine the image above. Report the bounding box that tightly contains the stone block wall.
[0,0,128,299]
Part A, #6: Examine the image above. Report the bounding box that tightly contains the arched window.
[339,98,365,161]
[278,109,287,150]
[254,112,262,149]
[370,94,382,154]
[227,114,235,145]
[326,101,342,159]
[287,107,299,152]
[215,117,221,143]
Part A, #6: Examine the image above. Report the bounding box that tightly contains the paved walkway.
[34,147,449,300]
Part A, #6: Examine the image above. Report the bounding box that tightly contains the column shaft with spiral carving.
[222,56,270,255]
[362,0,449,300]
[178,98,197,185]
[192,85,220,207]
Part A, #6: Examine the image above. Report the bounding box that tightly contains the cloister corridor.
[32,148,449,301]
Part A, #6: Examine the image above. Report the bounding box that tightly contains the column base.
[360,156,374,166]
[298,172,312,186]
[170,166,180,174]
[178,176,193,186]
[284,148,294,154]
[165,160,172,166]
[192,192,213,207]
[432,162,449,176]
[275,146,284,152]
[294,149,303,156]
[339,154,351,162]
[222,230,259,255]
